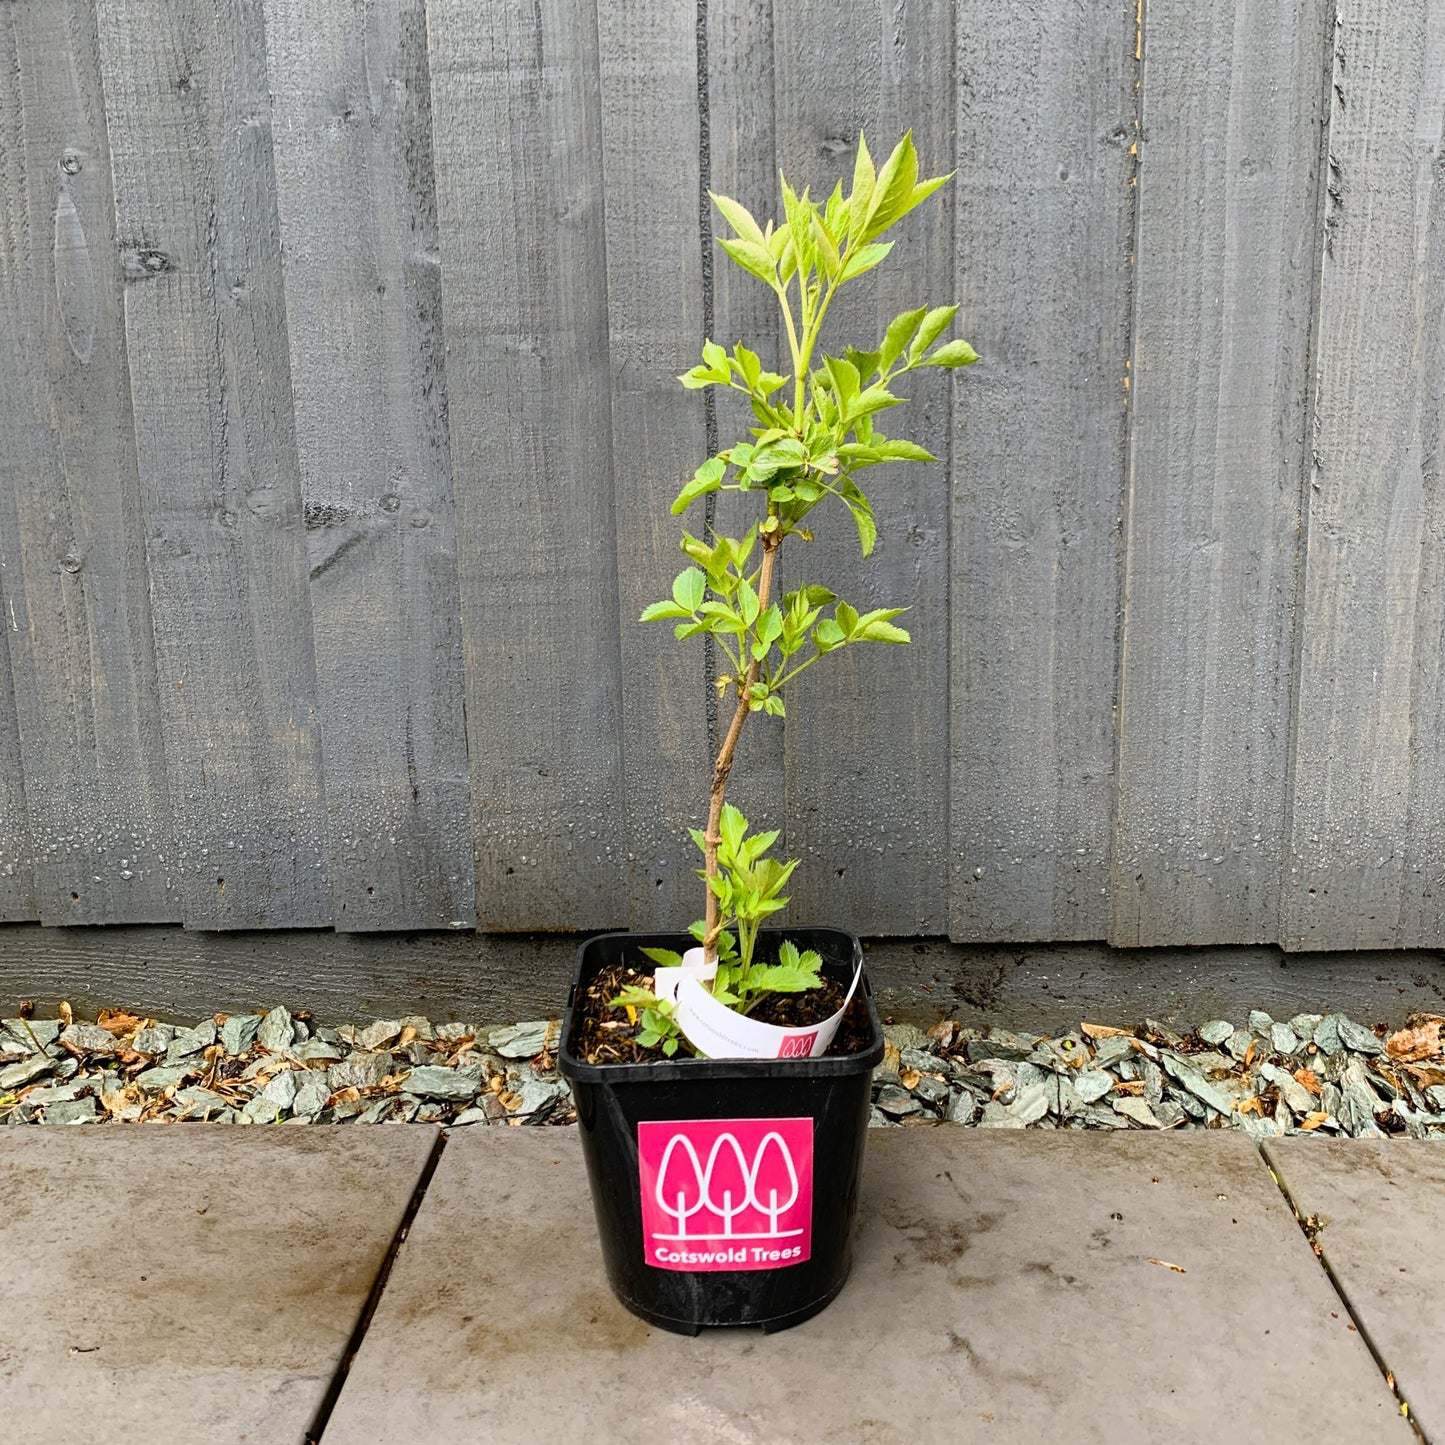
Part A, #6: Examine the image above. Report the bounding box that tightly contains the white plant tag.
[652,946,716,1004]
[670,949,864,1060]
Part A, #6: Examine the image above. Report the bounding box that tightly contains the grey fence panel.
[1111,0,1328,946]
[772,0,955,936]
[264,0,475,931]
[0,0,177,924]
[94,0,331,928]
[0,606,36,921]
[598,0,713,929]
[703,0,788,861]
[1284,3,1445,950]
[948,1,1134,943]
[426,0,627,930]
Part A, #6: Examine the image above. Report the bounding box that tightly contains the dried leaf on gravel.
[1081,1022,1128,1040]
[1385,1017,1443,1063]
[1146,1258,1187,1274]
[97,1009,143,1036]
[1293,1068,1323,1096]
[1299,1112,1331,1131]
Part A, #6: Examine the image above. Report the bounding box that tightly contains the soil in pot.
[571,948,876,1065]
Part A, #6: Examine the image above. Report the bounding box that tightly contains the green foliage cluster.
[612,134,976,1051]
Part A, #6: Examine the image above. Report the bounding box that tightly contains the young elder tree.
[640,132,977,1004]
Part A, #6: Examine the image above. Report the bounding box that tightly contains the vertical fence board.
[0,600,36,920]
[0,0,177,924]
[772,0,954,935]
[95,0,331,928]
[1284,4,1445,950]
[704,0,788,853]
[426,0,626,929]
[947,3,1133,943]
[1111,0,1327,946]
[598,0,711,928]
[264,0,474,930]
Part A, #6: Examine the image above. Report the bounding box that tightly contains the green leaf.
[861,132,917,237]
[815,618,846,651]
[836,600,859,637]
[844,346,881,382]
[672,567,706,612]
[858,619,910,643]
[703,340,728,372]
[671,456,726,514]
[840,240,893,281]
[640,600,694,623]
[719,236,778,287]
[662,1036,679,1056]
[762,694,785,716]
[922,338,980,368]
[679,364,718,390]
[719,804,747,856]
[637,948,684,969]
[908,304,959,362]
[849,383,903,420]
[737,576,760,626]
[711,191,766,245]
[747,953,823,994]
[674,621,707,640]
[823,355,861,409]
[880,307,928,370]
[755,605,783,648]
[610,984,661,1007]
[837,476,877,557]
[872,438,936,463]
[849,134,876,244]
[733,343,762,389]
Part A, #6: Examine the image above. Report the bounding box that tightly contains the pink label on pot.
[638,1117,813,1273]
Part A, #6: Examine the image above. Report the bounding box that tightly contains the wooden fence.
[0,0,1440,950]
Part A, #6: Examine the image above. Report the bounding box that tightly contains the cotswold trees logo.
[637,1118,813,1272]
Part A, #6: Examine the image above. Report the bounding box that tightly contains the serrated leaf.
[672,567,706,612]
[858,620,911,643]
[671,456,726,513]
[880,306,928,370]
[872,438,936,462]
[611,984,661,1007]
[719,236,777,287]
[849,134,876,243]
[849,383,902,420]
[719,804,747,856]
[679,365,716,390]
[703,340,728,372]
[840,240,893,281]
[748,959,823,994]
[908,304,959,362]
[838,475,877,556]
[711,191,765,245]
[922,337,980,368]
[733,343,762,389]
[836,600,859,637]
[640,600,695,623]
[737,576,760,626]
[815,618,845,651]
[844,346,882,382]
[674,620,707,640]
[637,948,684,969]
[755,605,783,647]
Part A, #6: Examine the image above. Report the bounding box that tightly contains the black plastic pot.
[558,927,884,1335]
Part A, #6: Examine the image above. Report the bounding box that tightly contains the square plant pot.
[558,927,884,1334]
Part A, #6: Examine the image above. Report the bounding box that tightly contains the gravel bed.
[868,1012,1445,1138]
[3,1005,1442,1138]
[0,1009,574,1128]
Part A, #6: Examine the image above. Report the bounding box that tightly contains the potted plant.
[558,133,977,1334]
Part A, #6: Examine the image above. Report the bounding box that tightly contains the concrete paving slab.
[0,1125,436,1444]
[1265,1138,1445,1438]
[326,1130,1409,1444]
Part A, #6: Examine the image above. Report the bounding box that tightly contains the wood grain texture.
[0,614,36,921]
[1112,0,1328,946]
[263,0,474,930]
[94,0,331,928]
[949,2,1135,945]
[773,0,954,935]
[704,0,787,854]
[0,0,177,923]
[426,0,626,929]
[598,0,711,928]
[1284,3,1445,950]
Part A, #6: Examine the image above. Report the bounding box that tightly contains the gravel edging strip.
[2,1006,1442,1138]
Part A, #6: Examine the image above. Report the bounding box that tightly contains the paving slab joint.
[1260,1144,1429,1443]
[306,1128,449,1444]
